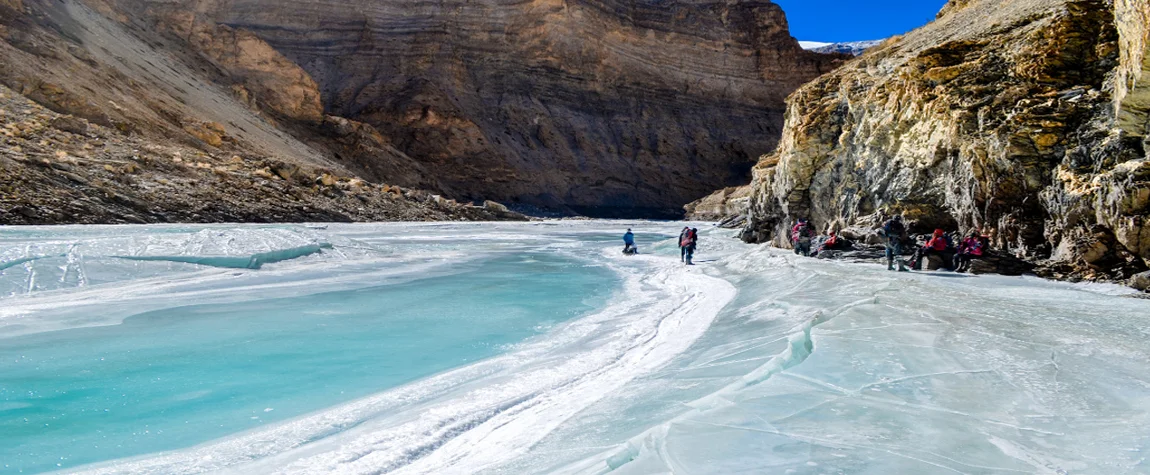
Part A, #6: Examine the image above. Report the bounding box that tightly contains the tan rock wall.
[1114,0,1150,141]
[743,0,1149,276]
[684,186,751,221]
[106,0,845,216]
[139,5,324,123]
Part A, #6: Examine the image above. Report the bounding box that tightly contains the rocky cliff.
[3,0,844,221]
[742,0,1150,282]
[0,0,520,224]
[98,0,843,217]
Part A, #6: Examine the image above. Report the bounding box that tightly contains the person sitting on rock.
[812,230,853,257]
[953,230,984,272]
[623,228,637,255]
[792,218,816,257]
[911,229,952,270]
[881,215,908,271]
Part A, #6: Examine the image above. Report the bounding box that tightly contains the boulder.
[315,174,337,187]
[183,123,222,147]
[966,252,1037,277]
[483,200,510,214]
[49,116,89,136]
[1132,271,1150,291]
[269,161,299,180]
[923,251,956,271]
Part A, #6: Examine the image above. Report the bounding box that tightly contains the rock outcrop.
[685,185,751,223]
[743,0,1150,282]
[123,2,325,124]
[97,0,844,217]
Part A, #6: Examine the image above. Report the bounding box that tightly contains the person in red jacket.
[791,219,815,257]
[911,229,951,270]
[953,230,985,272]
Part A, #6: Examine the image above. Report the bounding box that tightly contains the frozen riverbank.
[3,222,1148,474]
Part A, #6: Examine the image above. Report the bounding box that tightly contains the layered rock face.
[0,0,518,224]
[684,185,751,222]
[109,0,842,217]
[744,0,1150,280]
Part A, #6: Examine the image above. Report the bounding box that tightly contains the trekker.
[679,227,691,262]
[953,230,984,272]
[623,228,637,255]
[881,215,907,271]
[911,229,950,270]
[791,219,815,257]
[684,228,699,265]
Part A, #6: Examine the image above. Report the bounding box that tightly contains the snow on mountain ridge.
[800,39,884,56]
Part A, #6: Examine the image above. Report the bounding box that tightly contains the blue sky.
[773,0,949,43]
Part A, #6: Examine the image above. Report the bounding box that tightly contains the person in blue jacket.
[623,229,638,255]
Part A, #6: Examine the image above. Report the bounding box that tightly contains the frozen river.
[1,222,1148,474]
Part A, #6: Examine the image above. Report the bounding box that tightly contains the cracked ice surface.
[4,223,1149,474]
[529,240,1150,475]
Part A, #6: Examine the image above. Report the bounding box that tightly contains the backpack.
[681,230,695,247]
[883,219,904,237]
[796,224,812,243]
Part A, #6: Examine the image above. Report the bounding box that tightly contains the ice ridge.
[0,254,65,271]
[113,243,333,269]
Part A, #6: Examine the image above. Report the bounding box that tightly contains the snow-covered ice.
[2,222,1148,474]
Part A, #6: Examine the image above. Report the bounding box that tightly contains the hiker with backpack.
[791,219,816,257]
[881,215,908,271]
[953,230,985,272]
[682,228,699,265]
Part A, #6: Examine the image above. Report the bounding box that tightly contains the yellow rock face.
[744,0,1150,274]
[1114,0,1150,140]
[183,124,223,147]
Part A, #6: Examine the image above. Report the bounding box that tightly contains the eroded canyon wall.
[743,0,1150,279]
[107,0,843,216]
[0,0,518,224]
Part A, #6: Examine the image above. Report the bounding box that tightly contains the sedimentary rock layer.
[105,0,842,217]
[0,0,517,224]
[743,0,1150,281]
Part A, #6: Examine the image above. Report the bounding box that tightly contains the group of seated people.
[793,217,988,272]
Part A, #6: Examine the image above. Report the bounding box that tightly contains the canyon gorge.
[1,0,843,222]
